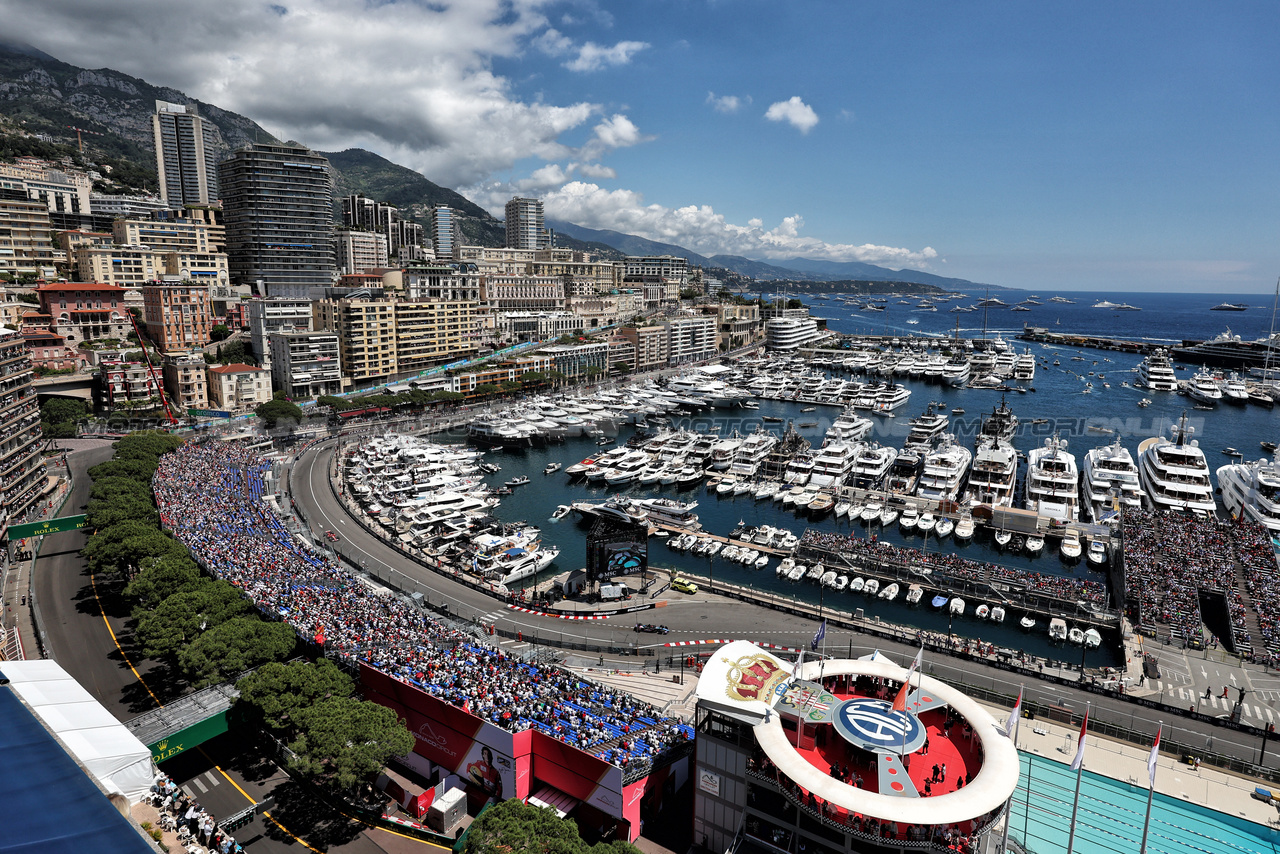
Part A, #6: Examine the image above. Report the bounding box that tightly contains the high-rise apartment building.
[0,327,47,538]
[245,298,313,366]
[431,206,456,259]
[335,228,389,274]
[152,101,219,206]
[504,197,547,250]
[218,143,335,298]
[268,331,342,399]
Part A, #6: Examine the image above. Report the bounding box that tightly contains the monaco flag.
[1003,688,1024,739]
[1070,706,1090,771]
[1147,725,1162,787]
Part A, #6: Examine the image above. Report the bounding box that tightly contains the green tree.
[472,383,501,398]
[585,365,604,380]
[236,659,354,734]
[464,798,641,854]
[40,397,89,438]
[290,698,415,790]
[134,579,251,660]
[210,324,230,342]
[612,362,631,374]
[88,457,163,483]
[124,554,202,611]
[178,617,297,688]
[255,398,304,431]
[82,520,187,575]
[113,431,183,464]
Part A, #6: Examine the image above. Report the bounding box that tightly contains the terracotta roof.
[207,363,266,374]
[36,282,128,292]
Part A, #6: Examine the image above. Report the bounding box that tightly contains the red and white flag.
[1147,725,1162,787]
[1070,706,1090,771]
[1003,688,1023,739]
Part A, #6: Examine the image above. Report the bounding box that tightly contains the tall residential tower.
[504,197,547,251]
[152,101,220,206]
[218,143,335,299]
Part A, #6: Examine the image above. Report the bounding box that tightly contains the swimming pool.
[1005,753,1280,854]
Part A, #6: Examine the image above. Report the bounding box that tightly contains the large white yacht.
[906,405,949,447]
[1136,348,1179,391]
[874,383,912,412]
[1080,437,1145,522]
[885,447,925,495]
[728,431,779,479]
[941,357,971,388]
[915,434,972,501]
[1013,349,1036,382]
[962,437,1018,508]
[1186,369,1223,407]
[632,497,702,530]
[470,526,559,586]
[824,407,873,445]
[808,442,861,489]
[1218,453,1280,533]
[708,432,745,471]
[1137,413,1216,516]
[1024,435,1080,521]
[783,452,817,485]
[849,443,898,490]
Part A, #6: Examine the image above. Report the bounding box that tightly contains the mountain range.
[0,40,995,290]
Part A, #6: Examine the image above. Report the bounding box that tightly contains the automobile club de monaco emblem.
[723,652,789,703]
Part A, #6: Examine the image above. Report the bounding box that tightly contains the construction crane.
[124,311,178,426]
[65,125,104,152]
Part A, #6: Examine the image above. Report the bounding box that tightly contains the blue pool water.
[1006,752,1280,854]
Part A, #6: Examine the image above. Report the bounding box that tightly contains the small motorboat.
[505,475,530,487]
[777,557,795,577]
[1061,531,1083,560]
[976,604,991,620]
[787,563,807,581]
[880,505,900,526]
[990,606,1006,623]
[1049,618,1068,641]
[864,578,881,596]
[953,516,974,540]
[931,594,949,609]
[951,408,965,415]
[1026,535,1045,554]
[950,597,965,616]
[849,577,866,593]
[808,562,825,580]
[1020,615,1036,631]
[801,407,817,413]
[861,502,882,522]
[551,504,571,521]
[820,570,839,587]
[906,585,924,605]
[832,575,849,591]
[934,516,954,538]
[1087,540,1107,565]
[1084,628,1103,649]
[543,462,562,475]
[900,506,920,530]
[1068,626,1086,646]
[754,555,769,569]
[879,582,900,601]
[917,512,937,534]
[994,529,1012,547]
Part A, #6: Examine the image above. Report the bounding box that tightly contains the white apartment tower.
[505,197,547,250]
[431,206,456,259]
[152,101,219,206]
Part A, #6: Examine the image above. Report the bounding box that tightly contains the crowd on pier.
[1121,510,1254,653]
[1236,521,1280,662]
[798,530,1108,607]
[153,439,692,770]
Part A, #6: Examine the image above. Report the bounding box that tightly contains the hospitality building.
[766,317,820,350]
[692,642,1018,854]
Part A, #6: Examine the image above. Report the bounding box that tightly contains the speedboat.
[953,516,975,540]
[1060,530,1083,560]
[1025,535,1044,554]
[931,594,949,609]
[1049,618,1068,641]
[949,598,965,616]
[900,505,920,530]
[1020,616,1036,631]
[934,516,954,537]
[864,578,880,596]
[849,577,865,593]
[917,512,937,533]
[976,604,991,620]
[1087,539,1107,565]
[906,584,924,605]
[990,606,1006,623]
[1084,628,1103,649]
[994,529,1012,547]
[878,582,899,601]
[1068,626,1086,646]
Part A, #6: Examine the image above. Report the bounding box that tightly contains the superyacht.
[1137,412,1216,516]
[1218,453,1280,533]
[1024,435,1080,521]
[1080,437,1145,522]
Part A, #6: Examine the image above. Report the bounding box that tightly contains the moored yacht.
[1186,369,1223,407]
[824,407,873,445]
[850,443,898,489]
[962,436,1018,508]
[1218,452,1280,532]
[915,434,972,501]
[1024,435,1080,521]
[808,441,861,488]
[1080,437,1144,522]
[1137,412,1216,516]
[906,404,949,446]
[1136,348,1179,391]
[885,447,925,495]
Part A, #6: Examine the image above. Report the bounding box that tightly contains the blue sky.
[7,0,1279,291]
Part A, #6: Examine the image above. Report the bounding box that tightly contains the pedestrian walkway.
[2,457,73,661]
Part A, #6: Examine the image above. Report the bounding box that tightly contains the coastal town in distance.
[2,14,1280,854]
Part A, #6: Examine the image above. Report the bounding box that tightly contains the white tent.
[2,660,154,803]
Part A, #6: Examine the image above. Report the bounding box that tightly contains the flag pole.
[999,685,1025,854]
[1066,702,1090,854]
[1140,722,1163,854]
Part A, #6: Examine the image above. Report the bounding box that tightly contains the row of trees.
[464,799,639,854]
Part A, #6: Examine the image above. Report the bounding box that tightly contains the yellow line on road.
[89,569,162,708]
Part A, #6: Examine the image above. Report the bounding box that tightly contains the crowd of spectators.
[153,439,692,771]
[1121,510,1250,647]
[146,771,239,854]
[1236,521,1280,662]
[798,530,1107,607]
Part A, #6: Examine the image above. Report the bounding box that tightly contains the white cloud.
[0,0,638,187]
[564,39,649,72]
[574,162,617,179]
[706,92,749,114]
[538,182,937,267]
[765,96,820,134]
